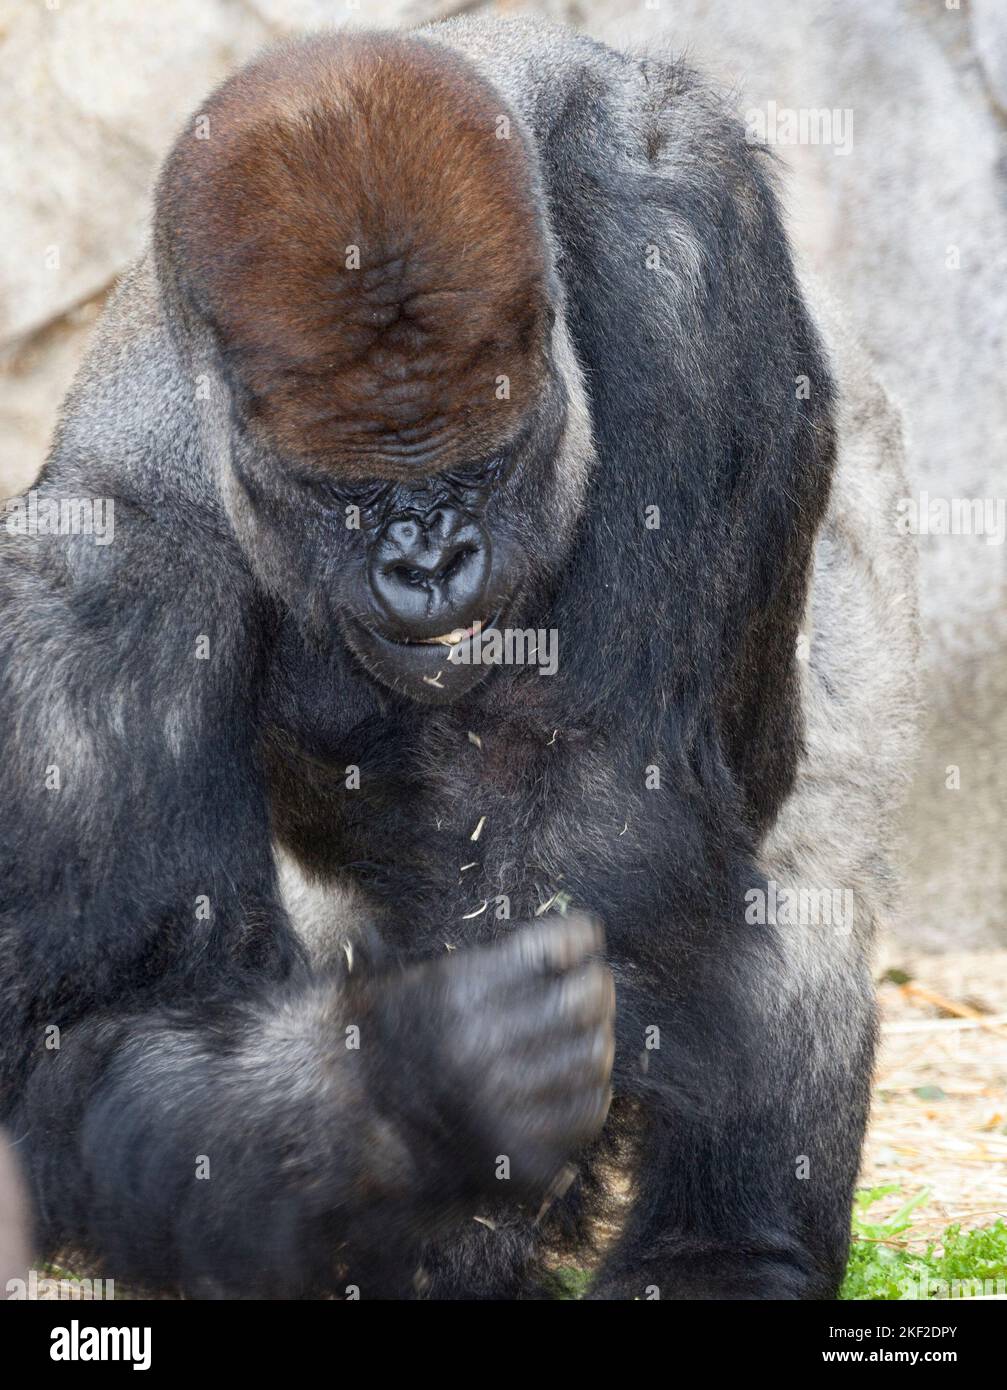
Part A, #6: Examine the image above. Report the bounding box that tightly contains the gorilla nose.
[368,507,491,635]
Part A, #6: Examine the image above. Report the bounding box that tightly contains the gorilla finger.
[516,1080,613,1150]
[490,1025,616,1107]
[470,961,614,1053]
[494,913,605,980]
[551,961,616,1029]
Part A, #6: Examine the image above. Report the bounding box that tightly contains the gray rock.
[0,0,273,344]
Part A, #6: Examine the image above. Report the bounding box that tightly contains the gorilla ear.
[155,33,552,478]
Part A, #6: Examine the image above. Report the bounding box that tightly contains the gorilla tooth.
[417,624,480,645]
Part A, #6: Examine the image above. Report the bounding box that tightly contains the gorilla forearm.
[19,988,430,1296]
[16,920,613,1297]
[508,788,877,1300]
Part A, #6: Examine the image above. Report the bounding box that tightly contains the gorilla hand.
[367,915,614,1205]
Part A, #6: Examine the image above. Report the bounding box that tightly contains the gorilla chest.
[266,708,631,959]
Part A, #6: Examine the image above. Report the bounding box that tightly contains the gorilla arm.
[17,922,612,1297]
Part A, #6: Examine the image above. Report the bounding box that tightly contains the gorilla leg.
[590,939,876,1300]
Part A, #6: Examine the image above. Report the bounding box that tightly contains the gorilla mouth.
[347,613,504,705]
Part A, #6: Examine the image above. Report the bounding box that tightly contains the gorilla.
[0,18,917,1299]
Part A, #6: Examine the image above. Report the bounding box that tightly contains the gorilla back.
[0,18,917,1298]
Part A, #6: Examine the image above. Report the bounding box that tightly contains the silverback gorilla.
[0,18,918,1298]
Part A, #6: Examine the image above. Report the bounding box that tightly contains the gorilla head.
[155,33,592,703]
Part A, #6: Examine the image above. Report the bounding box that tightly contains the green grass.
[551,1186,1007,1299]
[840,1185,1007,1300]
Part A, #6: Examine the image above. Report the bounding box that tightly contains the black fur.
[0,25,869,1300]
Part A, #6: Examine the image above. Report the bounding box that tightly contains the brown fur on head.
[156,32,553,479]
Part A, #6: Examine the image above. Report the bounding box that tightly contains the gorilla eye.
[336,481,390,508]
[442,459,504,491]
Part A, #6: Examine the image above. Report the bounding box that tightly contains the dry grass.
[863,949,1007,1240]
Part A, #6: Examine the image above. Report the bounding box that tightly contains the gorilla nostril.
[438,546,477,583]
[391,520,419,545]
[390,563,429,588]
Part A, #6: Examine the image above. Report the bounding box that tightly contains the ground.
[863,948,1007,1241]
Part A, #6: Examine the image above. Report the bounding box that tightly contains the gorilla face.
[225,360,589,706]
[337,387,586,704]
